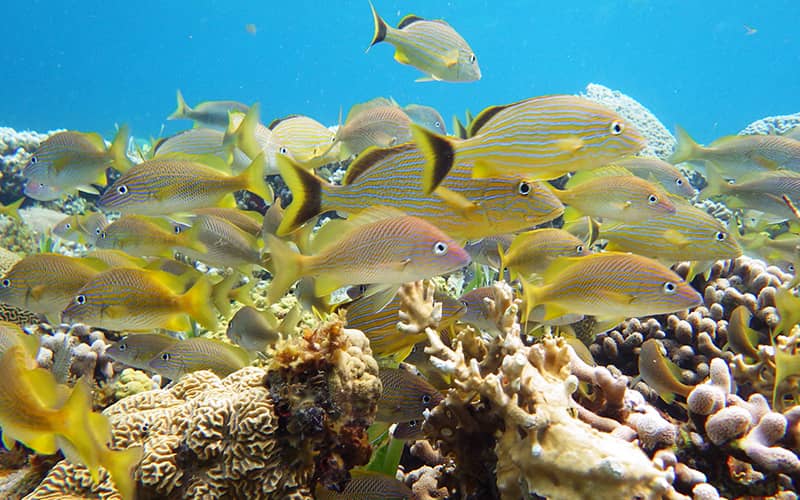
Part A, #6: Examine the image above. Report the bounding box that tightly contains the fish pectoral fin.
[442,49,459,68]
[471,160,504,179]
[103,305,128,320]
[662,229,690,247]
[388,258,412,272]
[415,76,437,83]
[394,49,412,65]
[556,137,584,153]
[599,290,636,305]
[76,185,101,195]
[1,431,17,451]
[433,186,480,216]
[752,155,779,170]
[164,315,191,332]
[29,285,47,301]
[541,303,570,321]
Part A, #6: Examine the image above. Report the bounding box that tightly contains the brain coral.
[25,318,381,499]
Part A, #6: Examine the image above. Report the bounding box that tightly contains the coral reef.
[0,127,52,204]
[31,322,115,384]
[26,318,381,499]
[738,112,800,136]
[580,83,676,159]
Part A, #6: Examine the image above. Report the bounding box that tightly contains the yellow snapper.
[377,367,443,422]
[106,333,179,371]
[331,102,412,158]
[523,252,702,323]
[404,103,446,134]
[276,144,564,240]
[268,114,339,167]
[0,344,142,499]
[52,212,109,245]
[368,2,480,83]
[23,126,129,201]
[669,125,800,177]
[61,267,217,332]
[701,167,800,220]
[190,207,263,236]
[612,157,697,198]
[98,153,271,215]
[411,95,645,193]
[152,127,252,173]
[0,253,104,320]
[601,202,742,266]
[226,305,299,351]
[95,215,206,259]
[265,207,471,303]
[148,337,250,380]
[499,228,591,281]
[638,339,693,404]
[551,167,676,222]
[177,214,264,271]
[315,470,413,500]
[167,89,249,129]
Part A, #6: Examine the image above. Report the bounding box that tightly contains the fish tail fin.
[411,124,458,194]
[100,444,142,500]
[496,240,512,281]
[181,277,218,330]
[669,125,702,165]
[224,103,263,159]
[168,89,189,120]
[0,197,24,221]
[109,124,132,173]
[264,234,305,303]
[276,155,326,236]
[699,163,728,198]
[239,152,274,202]
[520,277,540,327]
[210,272,240,318]
[367,1,388,51]
[58,382,102,481]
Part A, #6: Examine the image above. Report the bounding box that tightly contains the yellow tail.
[0,197,24,221]
[264,234,305,304]
[367,1,388,51]
[181,276,218,330]
[668,125,703,165]
[59,382,103,481]
[224,103,263,160]
[109,124,132,173]
[238,152,274,202]
[100,442,143,500]
[167,89,190,120]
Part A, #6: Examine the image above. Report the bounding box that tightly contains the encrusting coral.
[25,318,381,499]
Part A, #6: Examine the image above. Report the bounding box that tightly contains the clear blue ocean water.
[3,1,798,143]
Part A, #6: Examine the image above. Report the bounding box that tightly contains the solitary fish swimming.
[167,89,249,130]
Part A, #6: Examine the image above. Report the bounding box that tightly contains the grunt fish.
[376,367,443,422]
[499,228,590,281]
[176,214,264,271]
[167,89,249,129]
[701,167,800,220]
[268,114,339,167]
[107,333,179,371]
[148,337,250,380]
[638,339,693,404]
[331,102,412,158]
[52,212,109,245]
[225,305,292,351]
[612,157,696,198]
[464,235,513,269]
[315,470,413,500]
[152,127,252,173]
[96,215,206,259]
[404,103,446,134]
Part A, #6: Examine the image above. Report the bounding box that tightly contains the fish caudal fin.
[181,277,218,330]
[109,125,132,173]
[367,1,388,51]
[699,163,728,199]
[239,153,274,202]
[668,125,702,165]
[224,103,263,159]
[168,89,189,121]
[276,155,326,236]
[59,382,103,481]
[411,124,457,194]
[0,197,24,221]
[101,443,143,500]
[264,234,305,304]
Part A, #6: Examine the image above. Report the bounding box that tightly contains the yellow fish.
[331,100,412,158]
[498,228,590,281]
[268,114,339,167]
[52,212,109,245]
[148,337,250,380]
[107,333,179,371]
[638,339,693,404]
[612,157,696,198]
[96,215,206,259]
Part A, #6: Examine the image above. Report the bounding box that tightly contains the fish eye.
[117,185,129,195]
[100,231,107,239]
[789,264,796,273]
[662,282,677,294]
[408,419,419,428]
[173,225,182,234]
[161,352,171,361]
[422,394,432,405]
[118,343,127,351]
[95,228,102,235]
[433,241,448,255]
[75,294,86,305]
[279,146,288,155]
[647,194,658,204]
[64,223,71,230]
[609,120,624,135]
[1,279,9,288]
[576,245,584,254]
[675,178,684,186]
[518,181,531,196]
[29,156,37,164]
[714,231,726,241]
[469,53,476,64]
[434,121,441,128]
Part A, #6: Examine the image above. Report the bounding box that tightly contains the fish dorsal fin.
[310,206,407,253]
[156,152,232,172]
[345,97,399,124]
[267,114,301,130]
[397,14,425,29]
[343,144,411,185]
[566,165,634,187]
[468,104,512,137]
[82,132,108,151]
[540,255,583,283]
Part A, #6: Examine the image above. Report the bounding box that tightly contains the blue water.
[3,1,798,143]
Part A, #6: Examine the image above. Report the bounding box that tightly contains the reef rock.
[739,112,800,136]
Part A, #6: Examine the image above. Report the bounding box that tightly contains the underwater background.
[3,0,799,140]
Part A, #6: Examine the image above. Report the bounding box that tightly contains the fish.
[601,202,742,267]
[61,267,218,332]
[368,2,480,83]
[391,419,425,441]
[268,114,339,167]
[276,144,564,240]
[669,125,800,177]
[463,235,513,269]
[265,206,470,303]
[0,198,24,222]
[331,102,412,158]
[0,344,142,499]
[638,339,693,404]
[96,215,206,259]
[523,252,702,324]
[376,367,443,422]
[106,333,179,371]
[167,89,249,129]
[458,286,501,334]
[315,470,413,500]
[225,305,293,351]
[98,153,272,215]
[411,95,645,193]
[148,337,250,380]
[189,207,263,236]
[499,228,591,281]
[611,157,696,198]
[52,212,109,245]
[23,126,129,201]
[176,214,264,271]
[701,167,800,220]
[225,104,296,175]
[740,232,800,265]
[403,104,446,134]
[152,127,252,173]
[725,305,760,360]
[0,254,104,321]
[0,321,38,357]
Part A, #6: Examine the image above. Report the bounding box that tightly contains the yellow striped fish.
[61,267,218,332]
[167,89,249,129]
[701,167,800,219]
[268,114,339,167]
[148,337,250,380]
[107,333,179,371]
[98,153,271,215]
[226,104,296,175]
[276,144,564,240]
[499,228,590,281]
[331,103,412,158]
[368,2,480,83]
[376,367,443,422]
[190,207,263,236]
[96,215,206,259]
[52,212,108,245]
[265,207,471,303]
[612,157,696,198]
[601,202,742,264]
[152,128,252,172]
[177,214,264,271]
[523,252,702,323]
[411,95,645,193]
